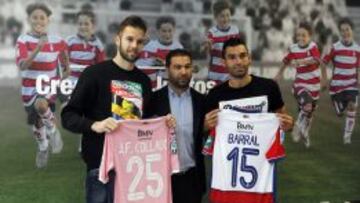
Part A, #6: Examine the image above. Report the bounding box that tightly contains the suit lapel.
[190,89,199,140]
[161,86,171,115]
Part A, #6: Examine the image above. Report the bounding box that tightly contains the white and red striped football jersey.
[66,34,105,84]
[322,40,360,95]
[202,96,269,156]
[136,40,183,88]
[283,41,321,100]
[15,33,67,106]
[210,112,285,203]
[207,25,240,83]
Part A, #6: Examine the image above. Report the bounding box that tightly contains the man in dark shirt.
[204,37,294,139]
[61,16,152,203]
[203,37,294,203]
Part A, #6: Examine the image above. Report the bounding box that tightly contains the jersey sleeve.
[136,42,156,66]
[206,31,213,42]
[95,38,106,63]
[99,134,115,183]
[61,39,68,51]
[310,44,321,62]
[202,128,216,156]
[65,36,74,57]
[58,39,69,67]
[15,37,28,67]
[322,46,335,64]
[282,47,292,65]
[265,128,285,162]
[169,127,180,174]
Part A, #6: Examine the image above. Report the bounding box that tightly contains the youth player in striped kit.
[136,16,183,88]
[275,22,327,148]
[66,10,105,91]
[204,1,240,84]
[322,18,360,144]
[15,3,69,168]
[66,10,106,152]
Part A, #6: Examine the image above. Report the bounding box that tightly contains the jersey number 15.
[227,147,259,189]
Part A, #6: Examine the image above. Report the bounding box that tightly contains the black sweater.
[61,60,152,171]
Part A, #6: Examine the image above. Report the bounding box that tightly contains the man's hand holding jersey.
[204,109,220,132]
[91,114,177,134]
[91,117,118,134]
[275,112,294,132]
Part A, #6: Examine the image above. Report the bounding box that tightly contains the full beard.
[119,46,139,63]
[171,78,191,90]
[176,80,190,89]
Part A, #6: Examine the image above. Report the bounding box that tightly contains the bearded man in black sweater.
[61,16,153,203]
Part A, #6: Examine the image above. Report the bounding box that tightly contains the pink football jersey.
[99,117,179,203]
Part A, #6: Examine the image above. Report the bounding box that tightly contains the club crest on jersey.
[223,101,266,113]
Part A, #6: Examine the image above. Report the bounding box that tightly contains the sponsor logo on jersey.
[237,122,254,131]
[137,129,153,140]
[223,101,267,113]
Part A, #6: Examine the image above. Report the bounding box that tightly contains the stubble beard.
[119,45,138,63]
[230,66,248,79]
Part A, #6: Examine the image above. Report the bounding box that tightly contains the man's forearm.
[61,106,95,134]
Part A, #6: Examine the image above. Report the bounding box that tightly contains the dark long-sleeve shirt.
[61,60,152,171]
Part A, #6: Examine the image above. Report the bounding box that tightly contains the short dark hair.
[213,1,231,17]
[156,16,176,30]
[118,15,147,34]
[77,10,96,24]
[26,3,52,17]
[222,37,247,58]
[298,21,313,35]
[165,49,192,68]
[338,17,354,29]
